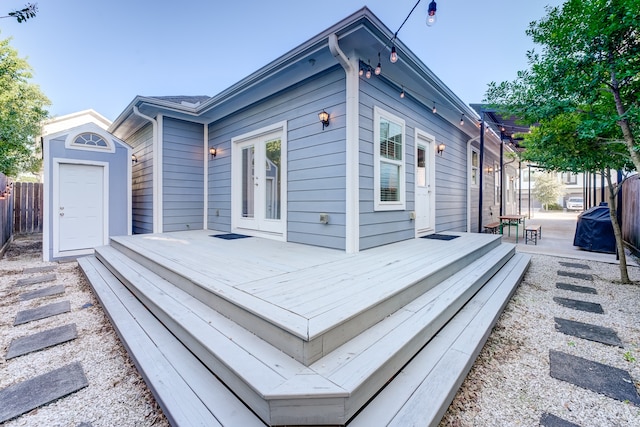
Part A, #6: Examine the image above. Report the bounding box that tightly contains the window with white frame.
[471,148,479,186]
[494,161,500,204]
[374,106,406,211]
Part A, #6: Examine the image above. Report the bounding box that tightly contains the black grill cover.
[573,204,616,253]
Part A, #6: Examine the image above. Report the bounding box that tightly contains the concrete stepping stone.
[549,350,640,405]
[557,270,593,281]
[0,362,88,423]
[554,317,623,347]
[22,266,56,274]
[553,297,604,314]
[14,301,71,326]
[6,324,78,359]
[558,261,591,270]
[556,282,597,295]
[540,412,581,427]
[19,285,65,301]
[14,273,57,287]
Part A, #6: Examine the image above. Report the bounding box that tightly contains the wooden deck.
[79,230,530,426]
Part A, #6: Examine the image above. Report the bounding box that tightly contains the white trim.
[231,121,288,241]
[52,158,109,259]
[127,145,133,235]
[373,106,406,211]
[43,136,51,261]
[345,56,360,253]
[63,124,115,153]
[203,124,209,230]
[414,128,436,237]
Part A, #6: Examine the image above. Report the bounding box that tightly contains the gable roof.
[110,7,481,141]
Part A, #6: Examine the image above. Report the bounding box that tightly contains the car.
[566,196,584,211]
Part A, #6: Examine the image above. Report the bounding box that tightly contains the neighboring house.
[109,7,512,253]
[42,110,132,261]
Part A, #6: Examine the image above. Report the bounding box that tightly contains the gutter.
[328,34,359,253]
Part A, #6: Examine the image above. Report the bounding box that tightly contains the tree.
[0,3,37,23]
[486,0,640,172]
[532,172,564,210]
[485,0,639,283]
[0,35,49,177]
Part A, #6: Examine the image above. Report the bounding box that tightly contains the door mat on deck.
[211,233,252,240]
[421,234,459,241]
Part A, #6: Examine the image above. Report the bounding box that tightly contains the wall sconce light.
[209,147,217,158]
[131,154,138,164]
[318,110,330,130]
[487,166,494,173]
[437,143,445,155]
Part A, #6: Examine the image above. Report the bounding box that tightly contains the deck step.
[349,252,531,426]
[106,233,502,365]
[78,256,265,427]
[83,240,521,426]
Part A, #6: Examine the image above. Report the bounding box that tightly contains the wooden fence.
[621,174,640,254]
[13,181,43,235]
[0,173,13,256]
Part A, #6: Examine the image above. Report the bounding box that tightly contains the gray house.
[110,7,509,253]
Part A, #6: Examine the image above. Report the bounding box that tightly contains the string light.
[426,0,437,27]
[359,67,364,76]
[366,68,372,79]
[400,86,405,98]
[390,45,398,63]
[460,114,465,126]
[432,102,437,114]
[375,53,382,75]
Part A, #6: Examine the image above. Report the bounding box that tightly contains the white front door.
[415,130,436,236]
[232,125,286,238]
[57,163,105,252]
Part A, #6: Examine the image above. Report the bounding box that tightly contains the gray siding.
[208,67,347,250]
[162,117,205,232]
[358,76,468,250]
[130,124,154,234]
[470,141,500,232]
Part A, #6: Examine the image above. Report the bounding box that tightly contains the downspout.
[328,33,360,253]
[132,105,162,233]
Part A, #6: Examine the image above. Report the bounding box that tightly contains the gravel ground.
[0,235,168,427]
[1,234,639,426]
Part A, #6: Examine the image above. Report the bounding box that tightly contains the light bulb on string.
[459,114,465,126]
[390,46,398,63]
[426,0,437,27]
[400,87,405,99]
[375,53,381,75]
[432,103,437,114]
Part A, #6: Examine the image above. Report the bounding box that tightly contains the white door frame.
[231,121,287,240]
[414,129,436,237]
[52,158,109,258]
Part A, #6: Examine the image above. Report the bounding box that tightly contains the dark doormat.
[554,317,623,347]
[558,261,591,270]
[421,234,459,241]
[553,297,604,314]
[549,350,640,405]
[540,413,580,427]
[211,233,251,240]
[556,282,597,295]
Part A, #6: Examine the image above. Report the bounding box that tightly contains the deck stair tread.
[106,232,502,364]
[84,236,523,425]
[350,252,530,426]
[78,256,265,427]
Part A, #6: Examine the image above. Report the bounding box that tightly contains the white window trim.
[471,148,479,187]
[64,124,115,153]
[373,106,406,211]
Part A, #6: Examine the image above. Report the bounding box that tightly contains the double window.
[374,107,406,211]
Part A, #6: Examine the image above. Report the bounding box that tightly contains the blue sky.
[1,0,563,122]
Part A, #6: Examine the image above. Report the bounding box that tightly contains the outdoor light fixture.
[390,45,398,63]
[400,86,405,98]
[359,67,364,76]
[366,68,372,79]
[437,143,445,155]
[131,154,138,164]
[432,103,437,114]
[318,110,330,130]
[209,147,217,158]
[375,53,382,75]
[426,0,437,27]
[460,114,465,126]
